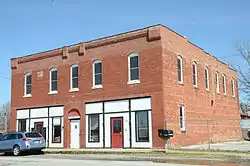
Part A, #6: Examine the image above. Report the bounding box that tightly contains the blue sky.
[0,0,249,104]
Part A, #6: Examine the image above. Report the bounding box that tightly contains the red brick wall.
[160,26,241,146]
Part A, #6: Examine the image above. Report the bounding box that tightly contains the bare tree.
[236,42,250,103]
[0,101,10,132]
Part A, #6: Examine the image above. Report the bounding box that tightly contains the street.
[0,154,201,166]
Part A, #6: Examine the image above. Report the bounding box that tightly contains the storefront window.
[135,111,149,142]
[88,114,99,142]
[18,119,26,132]
[52,118,61,143]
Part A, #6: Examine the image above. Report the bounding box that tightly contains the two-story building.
[10,24,241,149]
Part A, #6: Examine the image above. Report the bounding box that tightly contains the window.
[128,53,140,83]
[231,78,235,97]
[93,60,102,88]
[88,114,100,142]
[205,67,209,90]
[135,111,149,142]
[25,132,42,138]
[177,56,183,83]
[70,64,78,90]
[52,118,61,143]
[50,68,58,93]
[24,73,32,96]
[18,119,26,132]
[179,104,185,131]
[18,134,23,139]
[222,74,226,95]
[216,72,220,93]
[192,62,198,87]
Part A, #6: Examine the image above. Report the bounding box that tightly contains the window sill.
[180,128,186,132]
[48,91,58,95]
[206,88,209,92]
[223,93,227,96]
[23,94,32,98]
[69,88,79,92]
[193,85,198,89]
[92,85,103,89]
[178,82,184,86]
[128,80,140,85]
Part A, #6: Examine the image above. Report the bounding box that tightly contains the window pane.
[53,126,61,143]
[180,106,183,129]
[130,56,138,68]
[94,74,102,85]
[72,77,78,88]
[95,63,102,74]
[205,69,208,89]
[51,81,57,91]
[113,120,121,133]
[177,58,182,82]
[192,64,196,86]
[130,68,139,80]
[136,111,149,142]
[25,132,42,138]
[26,75,31,84]
[89,115,99,142]
[26,85,32,94]
[51,70,57,81]
[72,66,78,77]
[18,120,26,132]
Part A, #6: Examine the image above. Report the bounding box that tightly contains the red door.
[34,122,44,136]
[111,117,123,148]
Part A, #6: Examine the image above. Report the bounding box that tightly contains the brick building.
[10,24,241,149]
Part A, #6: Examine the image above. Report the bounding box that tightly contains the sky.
[0,0,250,104]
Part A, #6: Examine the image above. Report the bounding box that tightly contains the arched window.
[205,67,209,90]
[222,74,226,95]
[24,72,32,96]
[70,64,78,90]
[93,60,102,88]
[192,62,198,87]
[128,53,140,83]
[177,56,183,83]
[216,71,220,93]
[50,68,58,93]
[231,78,235,97]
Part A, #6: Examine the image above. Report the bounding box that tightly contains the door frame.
[34,122,44,136]
[70,119,80,148]
[110,117,124,148]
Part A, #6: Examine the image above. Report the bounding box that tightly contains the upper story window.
[24,72,32,97]
[179,104,185,131]
[222,74,226,95]
[93,60,102,88]
[216,71,220,93]
[49,68,58,94]
[70,64,78,91]
[177,56,183,84]
[231,78,235,97]
[192,62,198,87]
[128,53,140,84]
[205,67,209,90]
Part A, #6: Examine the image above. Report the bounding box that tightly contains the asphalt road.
[0,154,201,166]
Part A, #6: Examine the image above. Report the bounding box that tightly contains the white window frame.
[179,104,185,131]
[222,74,226,95]
[24,72,32,97]
[49,68,58,94]
[128,53,140,84]
[192,62,198,88]
[92,60,103,89]
[205,67,209,91]
[70,64,79,92]
[216,71,220,94]
[177,56,183,84]
[231,78,235,97]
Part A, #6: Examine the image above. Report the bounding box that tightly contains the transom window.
[177,56,183,83]
[70,64,78,90]
[205,67,209,90]
[50,68,57,92]
[222,74,226,95]
[192,62,198,87]
[216,72,220,93]
[128,53,140,83]
[24,73,32,96]
[93,60,102,88]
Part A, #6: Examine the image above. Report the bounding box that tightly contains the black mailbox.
[158,129,174,139]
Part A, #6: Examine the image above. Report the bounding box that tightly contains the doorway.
[70,119,80,148]
[111,117,123,148]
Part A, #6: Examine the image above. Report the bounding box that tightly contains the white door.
[70,120,80,148]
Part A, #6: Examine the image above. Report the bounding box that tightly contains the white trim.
[128,53,140,84]
[205,67,209,91]
[68,116,80,120]
[24,72,32,96]
[180,104,185,131]
[92,60,103,88]
[231,78,235,97]
[23,94,32,98]
[70,64,78,91]
[216,71,220,94]
[177,56,183,84]
[222,74,227,95]
[192,62,198,88]
[49,68,58,94]
[48,91,58,95]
